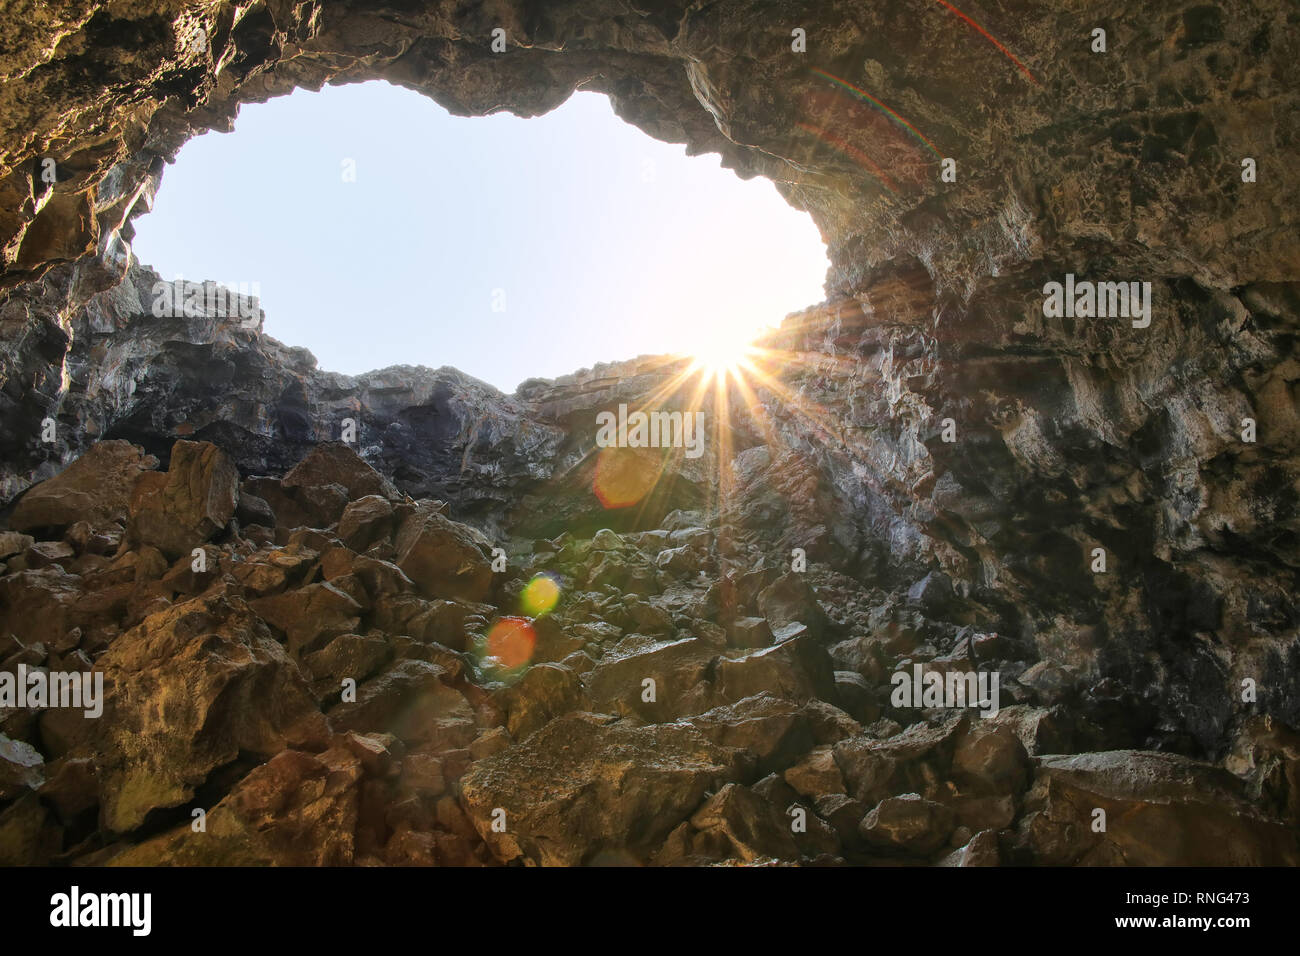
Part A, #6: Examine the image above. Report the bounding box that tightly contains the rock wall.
[0,1,1297,866]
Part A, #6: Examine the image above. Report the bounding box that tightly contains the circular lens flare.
[593,444,665,509]
[520,572,561,616]
[485,616,536,671]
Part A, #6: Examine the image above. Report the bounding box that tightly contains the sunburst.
[686,332,759,382]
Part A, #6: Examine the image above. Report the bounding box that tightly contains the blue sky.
[132,81,828,393]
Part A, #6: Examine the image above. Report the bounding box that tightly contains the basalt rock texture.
[0,0,1298,866]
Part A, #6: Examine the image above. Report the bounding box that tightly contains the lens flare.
[690,338,755,381]
[520,572,561,616]
[485,616,536,670]
[593,444,666,509]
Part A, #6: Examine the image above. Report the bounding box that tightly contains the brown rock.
[859,793,956,854]
[833,715,966,805]
[460,712,745,866]
[330,660,476,750]
[501,663,589,740]
[784,745,846,798]
[0,532,34,560]
[60,585,328,833]
[338,495,395,551]
[686,694,813,777]
[11,441,157,534]
[109,748,361,866]
[23,539,74,569]
[282,444,399,502]
[1014,750,1300,866]
[394,501,494,602]
[250,580,363,656]
[583,635,718,722]
[127,440,239,560]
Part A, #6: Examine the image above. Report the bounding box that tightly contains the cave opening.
[130,80,830,393]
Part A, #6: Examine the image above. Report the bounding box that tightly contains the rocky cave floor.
[1,421,1296,867]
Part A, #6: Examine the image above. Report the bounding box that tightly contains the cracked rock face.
[0,1,1298,866]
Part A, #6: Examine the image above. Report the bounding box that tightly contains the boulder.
[0,532,34,560]
[282,443,400,502]
[329,660,476,750]
[686,694,815,778]
[679,782,802,863]
[109,748,362,866]
[500,663,589,740]
[338,495,395,551]
[715,634,837,705]
[24,540,74,568]
[235,492,277,529]
[727,616,772,648]
[394,502,493,601]
[11,441,157,534]
[1014,750,1300,865]
[127,440,239,559]
[833,715,966,805]
[906,571,958,615]
[303,633,392,695]
[59,585,328,833]
[460,712,746,866]
[757,572,828,635]
[859,793,956,854]
[250,581,364,656]
[583,635,717,722]
[784,745,846,798]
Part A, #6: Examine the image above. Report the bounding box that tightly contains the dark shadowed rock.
[1014,750,1300,866]
[460,712,746,866]
[110,748,362,866]
[330,660,476,751]
[338,495,395,551]
[859,793,956,854]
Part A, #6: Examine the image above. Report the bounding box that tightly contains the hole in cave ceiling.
[131,80,831,393]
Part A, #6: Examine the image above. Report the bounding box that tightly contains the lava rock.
[127,440,239,560]
[11,441,157,534]
[460,712,746,866]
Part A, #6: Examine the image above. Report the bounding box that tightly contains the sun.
[688,331,758,381]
